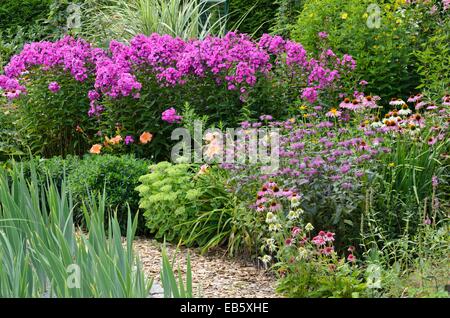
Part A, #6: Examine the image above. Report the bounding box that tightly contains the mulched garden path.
[134,238,280,298]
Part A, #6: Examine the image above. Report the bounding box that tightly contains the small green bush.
[136,162,257,254]
[136,162,204,242]
[13,154,150,234]
[68,154,151,234]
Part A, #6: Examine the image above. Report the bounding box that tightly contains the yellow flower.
[288,117,296,123]
[341,12,348,20]
[299,105,308,111]
[388,162,395,167]
[303,113,309,118]
[362,13,369,19]
[139,131,153,144]
[89,144,102,155]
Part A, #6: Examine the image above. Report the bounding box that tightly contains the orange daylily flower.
[140,132,153,144]
[89,144,102,154]
[109,135,123,145]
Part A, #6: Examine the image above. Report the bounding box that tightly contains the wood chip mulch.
[133,238,280,298]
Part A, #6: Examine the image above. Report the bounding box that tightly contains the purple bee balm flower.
[259,115,273,121]
[340,164,351,174]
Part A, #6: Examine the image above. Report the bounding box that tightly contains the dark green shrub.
[68,154,151,234]
[0,0,52,30]
[271,0,306,37]
[228,0,278,36]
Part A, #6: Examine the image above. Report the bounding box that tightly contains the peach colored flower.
[89,144,102,154]
[140,131,153,144]
[204,143,222,158]
[109,135,123,145]
[197,164,210,175]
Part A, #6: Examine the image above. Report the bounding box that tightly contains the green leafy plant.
[0,104,26,160]
[12,72,96,157]
[160,247,193,298]
[136,162,257,255]
[289,0,426,103]
[414,17,450,100]
[67,154,151,234]
[228,0,279,37]
[361,217,449,298]
[82,0,228,45]
[0,163,151,297]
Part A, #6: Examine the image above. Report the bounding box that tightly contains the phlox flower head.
[48,82,61,93]
[162,107,182,124]
[124,135,134,145]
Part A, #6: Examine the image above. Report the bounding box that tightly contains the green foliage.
[361,219,449,298]
[81,0,228,45]
[136,162,257,255]
[271,0,306,37]
[290,0,421,103]
[68,154,151,234]
[415,17,450,99]
[136,162,205,242]
[276,247,367,298]
[160,247,193,298]
[0,163,151,297]
[12,71,96,157]
[0,0,52,30]
[0,0,64,70]
[10,155,150,235]
[13,155,80,186]
[0,104,26,160]
[228,0,278,37]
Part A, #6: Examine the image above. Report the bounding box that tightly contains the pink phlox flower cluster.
[161,107,182,124]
